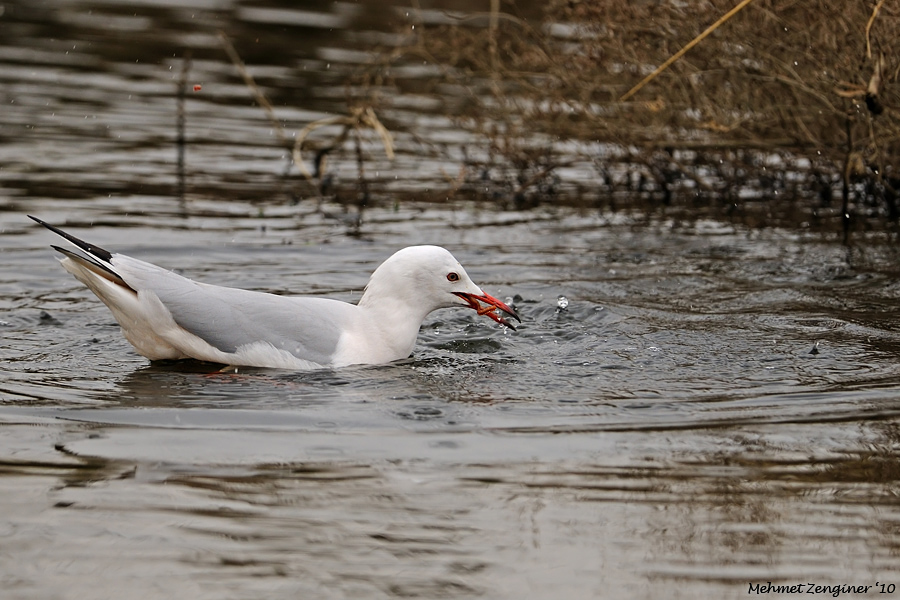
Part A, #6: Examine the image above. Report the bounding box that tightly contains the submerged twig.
[219,31,288,147]
[220,33,395,210]
[176,50,191,202]
[291,107,394,180]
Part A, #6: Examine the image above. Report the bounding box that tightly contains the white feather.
[51,242,503,369]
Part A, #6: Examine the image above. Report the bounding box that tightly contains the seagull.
[29,216,520,369]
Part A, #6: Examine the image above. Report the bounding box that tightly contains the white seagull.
[30,216,519,369]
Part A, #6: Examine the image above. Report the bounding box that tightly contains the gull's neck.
[356,290,431,361]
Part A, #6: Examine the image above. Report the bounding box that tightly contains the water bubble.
[557,295,569,311]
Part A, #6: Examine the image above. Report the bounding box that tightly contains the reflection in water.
[4,418,900,598]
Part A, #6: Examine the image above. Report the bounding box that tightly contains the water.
[4,1,900,598]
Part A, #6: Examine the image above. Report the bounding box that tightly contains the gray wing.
[111,254,355,365]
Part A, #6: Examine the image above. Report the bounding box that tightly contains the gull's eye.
[447,272,460,282]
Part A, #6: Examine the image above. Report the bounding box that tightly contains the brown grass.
[350,0,900,231]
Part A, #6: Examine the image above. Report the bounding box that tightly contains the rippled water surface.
[4,2,900,599]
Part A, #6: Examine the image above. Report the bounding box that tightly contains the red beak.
[453,292,521,330]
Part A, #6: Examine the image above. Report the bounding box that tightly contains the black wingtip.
[29,215,114,263]
[50,244,125,283]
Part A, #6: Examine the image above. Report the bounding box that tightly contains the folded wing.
[112,254,351,366]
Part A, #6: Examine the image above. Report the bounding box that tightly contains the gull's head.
[360,245,520,330]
